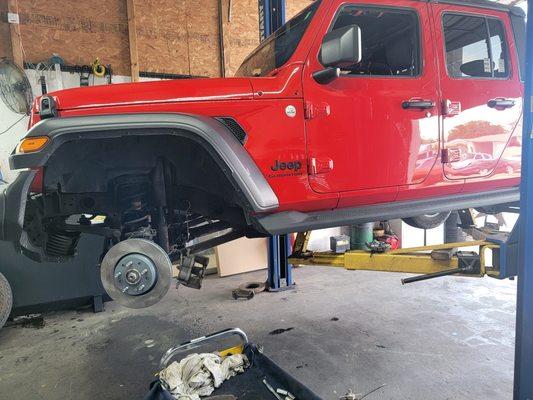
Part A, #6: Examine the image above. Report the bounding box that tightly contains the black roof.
[430,0,525,16]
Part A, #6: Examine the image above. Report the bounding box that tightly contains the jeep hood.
[47,78,254,111]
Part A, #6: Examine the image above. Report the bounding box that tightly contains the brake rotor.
[100,239,172,309]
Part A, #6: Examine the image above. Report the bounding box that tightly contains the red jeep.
[0,0,525,306]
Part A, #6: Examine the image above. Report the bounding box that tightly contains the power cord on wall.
[0,114,27,136]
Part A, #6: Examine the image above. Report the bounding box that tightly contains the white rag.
[159,352,249,400]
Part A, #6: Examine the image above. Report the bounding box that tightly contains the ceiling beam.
[126,0,140,82]
[7,0,23,69]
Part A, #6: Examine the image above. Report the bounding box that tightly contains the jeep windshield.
[235,1,320,77]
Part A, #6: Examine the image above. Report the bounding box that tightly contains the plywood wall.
[15,0,130,74]
[0,0,313,78]
[0,2,12,59]
[221,0,260,77]
[222,0,314,76]
[286,0,313,19]
[135,0,221,77]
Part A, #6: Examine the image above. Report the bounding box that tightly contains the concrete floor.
[0,266,517,400]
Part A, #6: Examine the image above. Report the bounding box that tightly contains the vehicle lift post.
[267,234,294,291]
[514,0,532,397]
[258,0,285,41]
[261,0,293,291]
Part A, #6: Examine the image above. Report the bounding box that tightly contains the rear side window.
[329,6,420,77]
[443,14,510,79]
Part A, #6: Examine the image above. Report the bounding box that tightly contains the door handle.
[488,98,515,109]
[402,99,435,110]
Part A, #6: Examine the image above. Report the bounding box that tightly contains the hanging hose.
[91,58,106,77]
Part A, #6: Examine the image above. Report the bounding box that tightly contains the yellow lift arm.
[289,233,504,284]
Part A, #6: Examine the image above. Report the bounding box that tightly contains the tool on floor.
[339,384,386,400]
[263,378,283,400]
[339,390,358,400]
[277,387,295,399]
[232,281,266,300]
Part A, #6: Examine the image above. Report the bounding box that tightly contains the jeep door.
[431,4,523,180]
[302,1,440,201]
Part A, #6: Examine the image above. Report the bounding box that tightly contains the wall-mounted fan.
[0,58,33,115]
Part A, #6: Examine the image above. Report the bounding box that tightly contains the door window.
[327,6,420,76]
[442,14,510,79]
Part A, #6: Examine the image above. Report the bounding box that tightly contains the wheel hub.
[100,239,172,309]
[113,253,157,296]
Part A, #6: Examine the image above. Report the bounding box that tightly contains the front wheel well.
[43,134,251,218]
[23,133,264,260]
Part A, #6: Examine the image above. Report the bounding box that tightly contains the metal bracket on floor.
[267,235,295,292]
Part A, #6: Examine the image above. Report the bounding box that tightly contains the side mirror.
[313,25,362,84]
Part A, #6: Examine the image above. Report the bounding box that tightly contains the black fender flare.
[0,170,36,243]
[9,113,279,213]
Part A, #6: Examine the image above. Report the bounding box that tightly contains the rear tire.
[0,272,13,329]
[444,211,467,243]
[402,212,451,230]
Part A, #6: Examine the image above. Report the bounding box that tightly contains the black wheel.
[402,212,451,230]
[444,211,467,243]
[0,272,13,329]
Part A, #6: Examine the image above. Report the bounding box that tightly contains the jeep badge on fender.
[271,160,302,172]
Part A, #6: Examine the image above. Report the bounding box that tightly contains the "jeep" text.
[271,160,302,172]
